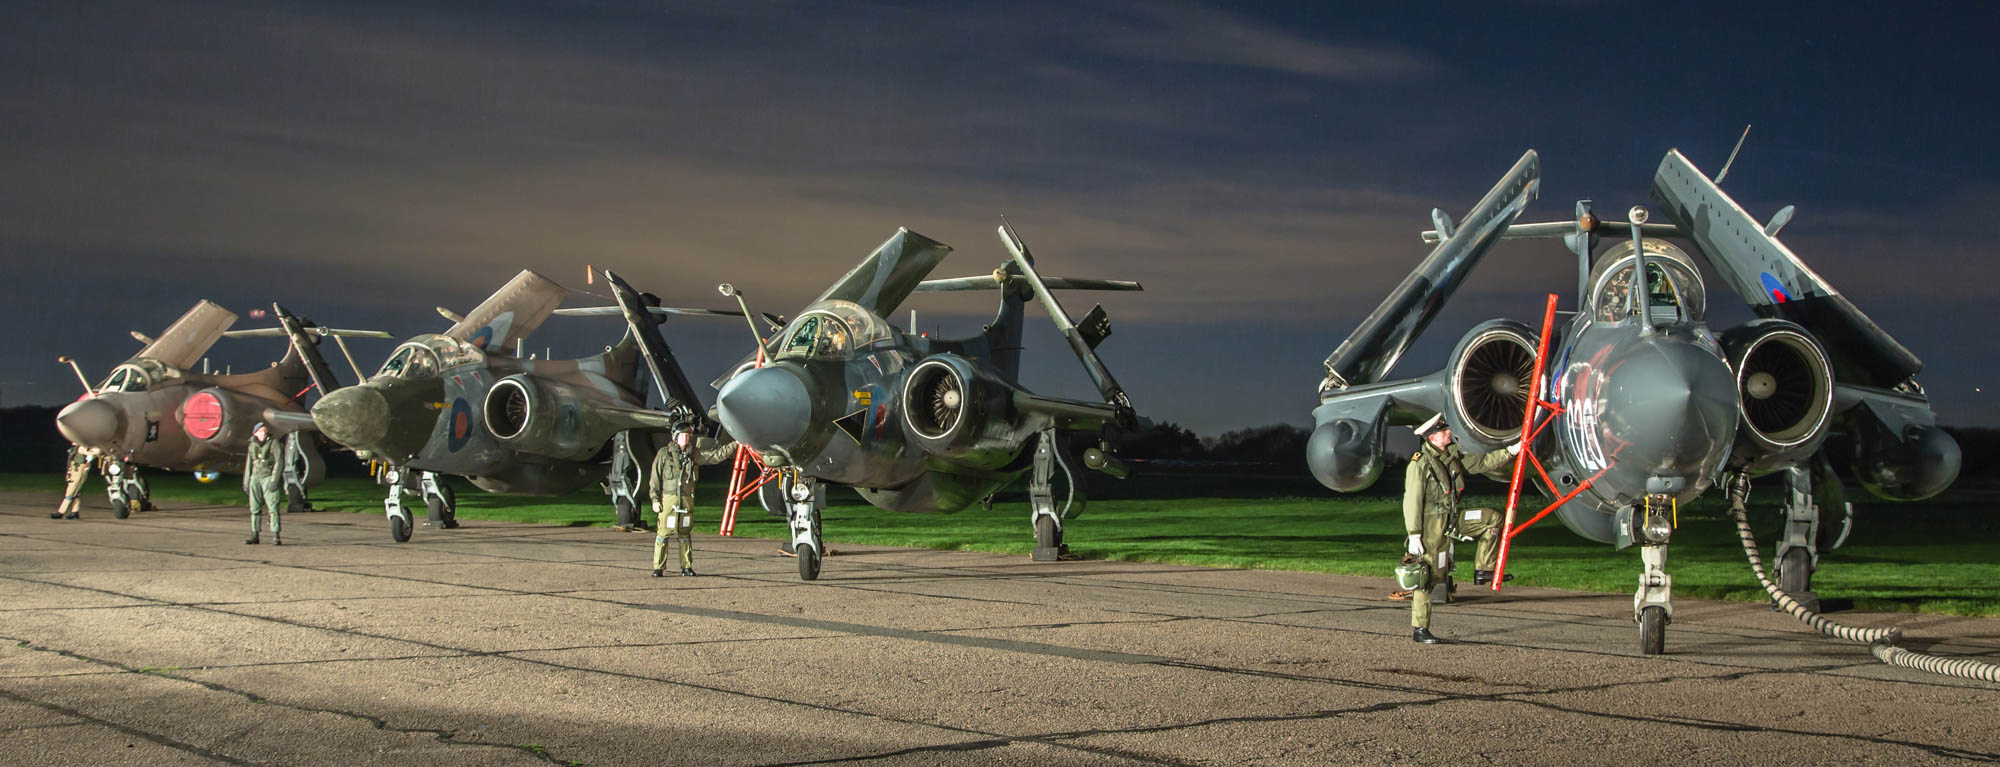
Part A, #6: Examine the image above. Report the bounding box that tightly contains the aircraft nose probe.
[56,398,125,450]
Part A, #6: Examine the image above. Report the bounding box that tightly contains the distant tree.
[1116,420,1206,460]
[1203,424,1311,468]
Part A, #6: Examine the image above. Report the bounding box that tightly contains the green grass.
[9,471,1998,616]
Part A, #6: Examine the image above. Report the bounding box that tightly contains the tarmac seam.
[0,634,584,767]
[0,684,264,766]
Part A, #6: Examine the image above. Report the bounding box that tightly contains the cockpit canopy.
[97,359,170,393]
[774,300,896,362]
[1589,240,1706,324]
[375,335,482,380]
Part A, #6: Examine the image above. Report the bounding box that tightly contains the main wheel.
[797,542,821,581]
[614,497,637,529]
[1034,515,1059,549]
[1777,548,1817,612]
[286,484,307,514]
[437,482,458,528]
[390,513,412,543]
[1639,606,1668,655]
[113,497,131,519]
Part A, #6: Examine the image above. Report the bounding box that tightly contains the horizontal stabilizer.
[221,328,393,339]
[915,275,1143,292]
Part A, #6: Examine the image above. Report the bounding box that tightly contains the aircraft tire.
[390,513,411,543]
[1034,515,1058,549]
[614,497,636,529]
[286,484,306,515]
[797,543,820,581]
[114,499,131,520]
[1639,606,1668,656]
[1778,548,1816,612]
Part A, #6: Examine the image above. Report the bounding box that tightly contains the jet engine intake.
[181,387,264,447]
[1445,319,1539,446]
[1722,320,1834,467]
[483,375,652,462]
[901,355,1009,463]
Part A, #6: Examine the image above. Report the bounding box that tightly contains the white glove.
[1406,534,1425,557]
[651,501,661,514]
[1507,441,1523,456]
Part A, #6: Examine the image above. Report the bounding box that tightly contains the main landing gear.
[1029,429,1085,562]
[606,432,646,531]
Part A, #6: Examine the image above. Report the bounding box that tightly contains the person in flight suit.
[649,425,738,577]
[244,423,283,545]
[52,445,95,520]
[1405,414,1519,643]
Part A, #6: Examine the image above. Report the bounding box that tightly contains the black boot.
[244,535,260,545]
[1473,570,1514,586]
[681,567,696,577]
[651,568,664,578]
[273,535,282,546]
[1412,627,1443,644]
[63,511,79,520]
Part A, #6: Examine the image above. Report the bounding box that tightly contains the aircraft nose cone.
[57,398,126,450]
[717,367,812,457]
[313,385,390,450]
[1602,337,1737,481]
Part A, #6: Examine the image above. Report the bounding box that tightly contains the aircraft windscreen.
[377,345,442,380]
[1590,244,1705,323]
[777,301,894,361]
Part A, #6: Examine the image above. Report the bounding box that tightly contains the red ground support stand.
[1491,294,1600,590]
[719,445,777,536]
[718,349,779,537]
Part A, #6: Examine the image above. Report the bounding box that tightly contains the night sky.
[5,1,1996,436]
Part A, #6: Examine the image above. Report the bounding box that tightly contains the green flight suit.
[245,436,283,537]
[1404,441,1514,629]
[649,438,739,571]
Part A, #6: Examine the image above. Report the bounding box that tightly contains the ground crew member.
[1405,414,1519,643]
[244,423,283,545]
[649,425,737,577]
[51,445,94,520]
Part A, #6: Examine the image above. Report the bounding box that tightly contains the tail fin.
[813,228,954,317]
[446,270,566,354]
[136,301,237,370]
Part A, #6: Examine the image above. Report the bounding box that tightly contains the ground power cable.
[1727,476,2000,682]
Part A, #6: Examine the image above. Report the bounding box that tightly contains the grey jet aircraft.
[684,225,1142,581]
[270,270,744,541]
[55,301,387,516]
[1307,149,1959,654]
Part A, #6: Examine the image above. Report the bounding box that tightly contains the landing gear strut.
[1772,463,1836,613]
[381,466,414,542]
[606,431,645,530]
[420,471,457,529]
[1029,429,1084,562]
[1635,543,1672,655]
[785,471,825,581]
[281,433,321,514]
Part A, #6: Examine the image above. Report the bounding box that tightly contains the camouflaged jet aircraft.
[674,224,1142,581]
[1307,149,1960,654]
[54,301,387,516]
[270,270,744,542]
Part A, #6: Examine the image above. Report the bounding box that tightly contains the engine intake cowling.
[1445,319,1540,446]
[181,387,266,447]
[1722,319,1834,469]
[483,374,647,462]
[1306,415,1388,492]
[901,355,1011,464]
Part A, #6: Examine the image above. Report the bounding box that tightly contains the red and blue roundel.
[447,398,473,451]
[467,326,495,350]
[1760,272,1792,303]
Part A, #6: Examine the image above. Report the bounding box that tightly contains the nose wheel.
[1634,543,1673,655]
[382,466,417,542]
[1639,606,1668,655]
[786,472,825,581]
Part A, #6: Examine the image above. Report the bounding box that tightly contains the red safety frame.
[1491,294,1600,590]
[718,348,780,537]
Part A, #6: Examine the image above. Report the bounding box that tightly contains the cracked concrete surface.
[1,491,1997,766]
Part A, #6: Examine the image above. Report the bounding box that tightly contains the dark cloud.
[3,0,1996,435]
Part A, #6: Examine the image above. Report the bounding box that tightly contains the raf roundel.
[447,398,474,452]
[1760,272,1792,304]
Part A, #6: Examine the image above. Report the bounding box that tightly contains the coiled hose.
[1728,478,2000,682]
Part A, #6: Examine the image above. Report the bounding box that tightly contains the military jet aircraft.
[54,301,386,516]
[1306,149,1959,654]
[272,270,744,542]
[689,225,1142,580]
